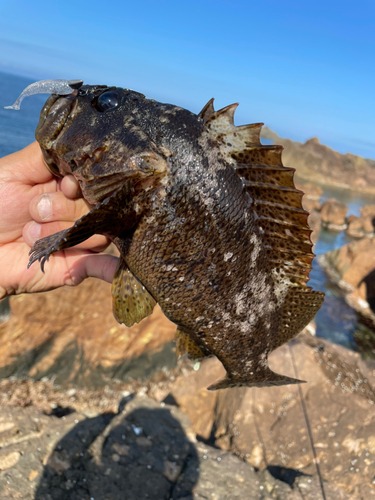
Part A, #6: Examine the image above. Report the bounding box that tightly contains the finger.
[0,177,58,241]
[29,192,91,223]
[60,175,83,199]
[29,250,118,288]
[0,243,118,299]
[2,142,53,185]
[65,252,118,285]
[23,220,110,252]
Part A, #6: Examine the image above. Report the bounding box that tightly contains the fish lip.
[36,91,79,149]
[37,89,78,127]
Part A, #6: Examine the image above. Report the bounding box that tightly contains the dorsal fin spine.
[239,165,295,173]
[258,216,309,230]
[242,180,301,193]
[254,199,307,214]
[198,98,215,122]
[216,103,238,121]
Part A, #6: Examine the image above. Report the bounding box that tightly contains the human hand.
[0,142,118,299]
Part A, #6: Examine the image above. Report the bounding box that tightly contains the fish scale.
[21,82,324,390]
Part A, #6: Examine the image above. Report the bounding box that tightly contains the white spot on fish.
[224,252,233,262]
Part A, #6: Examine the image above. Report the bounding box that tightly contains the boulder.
[320,199,348,231]
[0,278,176,387]
[346,205,375,238]
[346,215,366,238]
[167,334,375,500]
[321,237,375,308]
[320,237,375,329]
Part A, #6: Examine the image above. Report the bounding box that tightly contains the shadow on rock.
[35,398,199,500]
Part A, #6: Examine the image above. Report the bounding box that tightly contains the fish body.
[29,84,324,390]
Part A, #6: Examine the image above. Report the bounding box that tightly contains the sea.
[0,71,46,157]
[0,70,373,356]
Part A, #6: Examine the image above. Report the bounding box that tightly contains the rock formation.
[261,128,375,194]
[320,199,348,231]
[346,205,375,238]
[0,278,176,387]
[320,237,375,331]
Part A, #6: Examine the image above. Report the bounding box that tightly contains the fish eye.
[94,90,120,112]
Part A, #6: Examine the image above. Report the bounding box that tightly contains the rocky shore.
[261,128,375,194]
[1,260,375,500]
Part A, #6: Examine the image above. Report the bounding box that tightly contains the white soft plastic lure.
[4,79,83,110]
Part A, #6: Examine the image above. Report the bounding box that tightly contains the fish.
[22,82,324,390]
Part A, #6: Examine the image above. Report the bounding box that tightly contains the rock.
[346,205,375,238]
[0,395,312,500]
[0,451,21,470]
[320,199,348,231]
[167,334,375,500]
[296,182,322,213]
[346,215,366,238]
[28,470,39,482]
[261,127,375,194]
[308,209,322,244]
[0,278,176,387]
[361,204,375,219]
[320,237,375,330]
[322,238,375,295]
[189,443,303,500]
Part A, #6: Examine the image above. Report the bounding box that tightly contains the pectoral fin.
[28,188,135,272]
[112,259,156,327]
[28,208,110,272]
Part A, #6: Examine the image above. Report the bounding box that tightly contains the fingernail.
[28,222,41,244]
[37,195,51,220]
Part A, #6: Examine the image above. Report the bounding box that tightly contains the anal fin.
[174,328,206,361]
[112,259,156,327]
[207,366,305,391]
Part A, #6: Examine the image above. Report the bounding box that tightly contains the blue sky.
[0,0,374,158]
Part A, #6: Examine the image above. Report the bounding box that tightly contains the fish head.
[36,85,169,203]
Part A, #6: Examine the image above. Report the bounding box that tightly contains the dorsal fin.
[202,100,324,339]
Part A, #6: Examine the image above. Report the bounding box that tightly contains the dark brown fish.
[28,84,324,390]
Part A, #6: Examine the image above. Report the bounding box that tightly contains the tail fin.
[207,366,305,391]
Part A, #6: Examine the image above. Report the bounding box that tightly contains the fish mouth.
[36,90,78,141]
[36,91,79,177]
